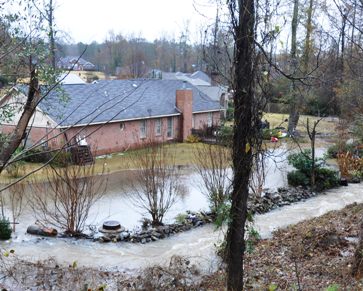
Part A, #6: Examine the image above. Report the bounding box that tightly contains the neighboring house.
[57,56,96,71]
[162,71,211,86]
[189,71,212,84]
[0,80,221,156]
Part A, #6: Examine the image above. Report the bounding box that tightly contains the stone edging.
[95,186,319,244]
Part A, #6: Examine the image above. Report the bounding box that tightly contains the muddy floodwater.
[1,147,357,272]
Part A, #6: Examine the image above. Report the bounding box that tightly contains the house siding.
[0,124,63,148]
[64,116,180,156]
[193,112,220,129]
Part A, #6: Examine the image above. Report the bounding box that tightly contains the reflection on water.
[1,146,349,272]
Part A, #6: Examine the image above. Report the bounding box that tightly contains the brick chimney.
[176,88,193,141]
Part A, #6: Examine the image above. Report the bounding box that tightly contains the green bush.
[287,170,310,187]
[315,168,340,191]
[0,218,12,240]
[23,148,51,163]
[217,125,233,146]
[226,107,234,121]
[287,150,339,191]
[288,150,324,174]
[225,101,234,121]
[0,133,9,148]
[50,151,71,167]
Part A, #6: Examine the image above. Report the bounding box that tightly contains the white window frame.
[207,112,213,127]
[140,120,147,139]
[155,118,162,136]
[167,117,173,138]
[120,122,125,131]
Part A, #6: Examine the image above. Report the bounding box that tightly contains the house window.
[140,120,147,138]
[167,117,173,138]
[120,122,125,131]
[207,112,213,127]
[155,119,162,136]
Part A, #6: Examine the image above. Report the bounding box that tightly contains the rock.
[120,231,130,240]
[100,236,111,243]
[27,225,57,237]
[151,231,162,238]
[340,178,348,186]
[349,176,361,183]
[141,238,146,244]
[151,235,159,241]
[195,221,203,227]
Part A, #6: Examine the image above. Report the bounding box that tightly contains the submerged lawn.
[0,143,216,183]
[0,113,339,184]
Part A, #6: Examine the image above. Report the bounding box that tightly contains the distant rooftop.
[58,73,86,85]
[162,71,211,86]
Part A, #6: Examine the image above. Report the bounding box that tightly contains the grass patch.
[0,143,222,183]
[263,113,338,134]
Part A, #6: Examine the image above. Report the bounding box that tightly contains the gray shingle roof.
[196,85,228,102]
[38,79,221,127]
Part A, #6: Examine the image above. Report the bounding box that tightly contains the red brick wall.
[0,124,63,148]
[176,89,193,141]
[1,111,220,157]
[64,116,180,156]
[193,111,220,129]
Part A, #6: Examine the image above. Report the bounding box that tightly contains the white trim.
[139,120,147,139]
[192,109,221,114]
[167,116,174,138]
[155,118,162,136]
[59,113,181,129]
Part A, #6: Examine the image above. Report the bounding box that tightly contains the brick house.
[57,56,96,71]
[0,79,221,156]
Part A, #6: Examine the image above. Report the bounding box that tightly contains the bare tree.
[29,163,106,235]
[225,0,258,289]
[287,0,300,134]
[126,139,182,227]
[193,143,231,213]
[8,183,25,232]
[32,0,57,71]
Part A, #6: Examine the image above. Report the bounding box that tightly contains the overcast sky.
[55,0,218,44]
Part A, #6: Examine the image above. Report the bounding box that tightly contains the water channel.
[1,147,361,273]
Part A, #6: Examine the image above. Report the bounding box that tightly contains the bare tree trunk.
[287,0,299,135]
[0,60,39,173]
[302,0,314,74]
[48,0,56,71]
[306,118,321,188]
[226,0,255,289]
